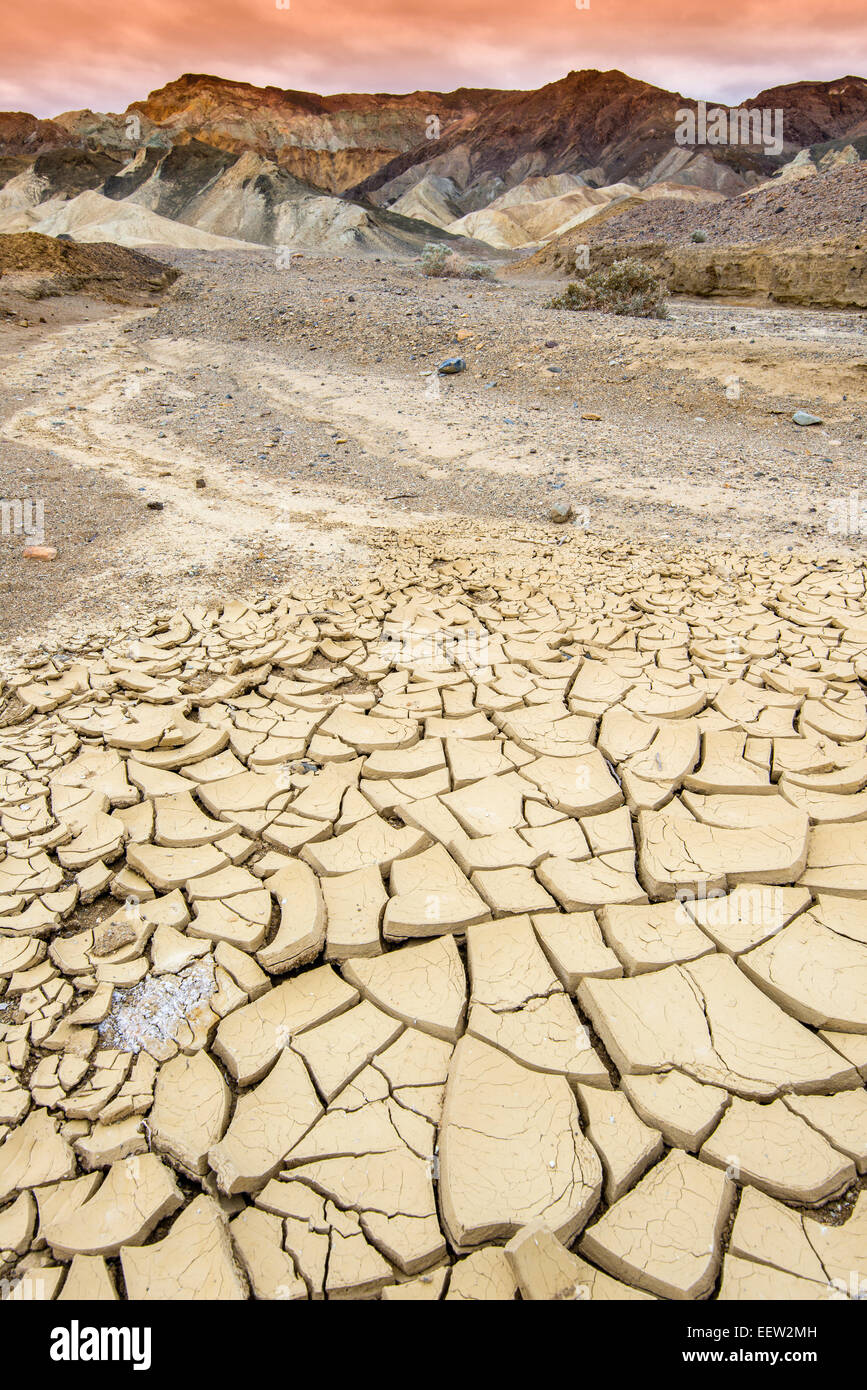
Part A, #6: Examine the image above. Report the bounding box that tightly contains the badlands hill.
[570,161,867,249]
[0,229,179,322]
[0,141,493,258]
[513,163,867,308]
[0,69,865,267]
[353,70,867,206]
[128,73,507,192]
[0,74,507,193]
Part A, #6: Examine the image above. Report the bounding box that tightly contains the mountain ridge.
[3,69,865,196]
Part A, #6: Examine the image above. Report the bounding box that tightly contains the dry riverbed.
[0,247,865,661]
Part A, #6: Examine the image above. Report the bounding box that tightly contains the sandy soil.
[0,246,865,664]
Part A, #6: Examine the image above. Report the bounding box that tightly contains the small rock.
[437,358,465,376]
[793,410,822,427]
[582,413,602,421]
[549,501,574,524]
[195,479,206,489]
[23,545,57,560]
[146,502,165,511]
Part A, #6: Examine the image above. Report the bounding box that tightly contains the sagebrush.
[549,256,668,319]
[420,242,495,281]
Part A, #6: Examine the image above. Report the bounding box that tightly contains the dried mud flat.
[0,250,866,1302]
[1,537,867,1301]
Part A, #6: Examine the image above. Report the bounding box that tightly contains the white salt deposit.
[99,959,215,1053]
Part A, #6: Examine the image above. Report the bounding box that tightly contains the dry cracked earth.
[2,250,867,667]
[1,538,867,1302]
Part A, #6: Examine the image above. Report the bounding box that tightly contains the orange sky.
[3,0,865,116]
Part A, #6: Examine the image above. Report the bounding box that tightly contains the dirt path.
[0,250,865,661]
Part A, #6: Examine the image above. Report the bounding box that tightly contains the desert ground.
[0,240,865,1303]
[1,247,866,658]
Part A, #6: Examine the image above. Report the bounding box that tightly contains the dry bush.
[420,242,495,280]
[549,256,668,318]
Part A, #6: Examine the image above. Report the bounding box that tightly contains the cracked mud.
[1,540,867,1301]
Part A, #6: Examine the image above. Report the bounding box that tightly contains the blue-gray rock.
[792,410,822,426]
[437,358,465,375]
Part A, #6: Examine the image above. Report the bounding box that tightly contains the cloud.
[5,0,864,115]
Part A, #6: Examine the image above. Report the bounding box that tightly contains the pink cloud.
[2,0,864,116]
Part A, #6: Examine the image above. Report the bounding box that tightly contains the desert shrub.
[549,257,668,319]
[420,242,495,280]
[463,262,495,280]
[420,242,457,277]
[691,229,709,243]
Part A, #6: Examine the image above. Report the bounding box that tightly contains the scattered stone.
[549,501,573,524]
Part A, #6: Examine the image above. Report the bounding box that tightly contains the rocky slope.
[6,70,867,207]
[0,140,494,256]
[0,230,179,302]
[1,77,507,193]
[123,74,507,193]
[512,163,867,306]
[351,70,867,209]
[542,163,867,249]
[1,69,865,260]
[447,178,725,249]
[0,190,253,251]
